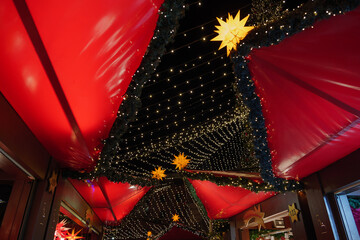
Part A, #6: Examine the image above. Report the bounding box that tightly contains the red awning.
[190,180,275,219]
[69,177,150,222]
[247,6,360,179]
[0,0,163,170]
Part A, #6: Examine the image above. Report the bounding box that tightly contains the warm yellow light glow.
[65,228,83,239]
[172,214,180,222]
[211,11,254,56]
[152,166,166,180]
[172,153,190,170]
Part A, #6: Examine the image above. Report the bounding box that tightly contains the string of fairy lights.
[77,1,360,239]
[113,1,255,155]
[70,0,360,238]
[103,180,210,240]
[107,105,253,167]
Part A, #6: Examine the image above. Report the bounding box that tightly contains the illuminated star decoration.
[288,203,300,222]
[172,153,190,170]
[146,231,152,240]
[48,170,58,194]
[211,11,254,56]
[54,219,70,240]
[243,205,265,231]
[172,214,180,222]
[65,228,83,240]
[151,166,166,180]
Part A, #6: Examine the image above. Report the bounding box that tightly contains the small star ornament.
[152,167,166,180]
[211,10,254,56]
[172,153,190,170]
[288,203,300,222]
[172,214,180,222]
[65,228,83,239]
[48,171,58,194]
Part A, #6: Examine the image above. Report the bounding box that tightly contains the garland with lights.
[68,104,287,192]
[104,179,232,240]
[232,0,360,191]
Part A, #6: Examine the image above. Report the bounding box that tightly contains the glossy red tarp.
[0,0,163,170]
[248,7,360,179]
[190,180,275,219]
[70,177,150,222]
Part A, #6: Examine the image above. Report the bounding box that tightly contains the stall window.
[333,182,360,239]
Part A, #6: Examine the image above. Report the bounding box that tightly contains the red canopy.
[69,177,150,222]
[190,180,275,219]
[248,6,360,179]
[0,0,163,170]
[1,0,359,234]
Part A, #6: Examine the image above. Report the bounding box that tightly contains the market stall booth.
[0,0,359,239]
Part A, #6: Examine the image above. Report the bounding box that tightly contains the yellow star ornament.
[172,214,180,222]
[211,11,254,56]
[172,153,190,170]
[152,166,166,180]
[288,203,300,222]
[65,228,83,239]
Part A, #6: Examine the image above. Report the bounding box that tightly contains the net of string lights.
[68,0,305,192]
[103,179,210,240]
[65,0,360,238]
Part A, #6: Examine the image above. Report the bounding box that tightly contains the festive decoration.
[54,219,70,240]
[152,166,166,180]
[172,214,180,222]
[250,228,293,240]
[232,0,360,191]
[65,229,83,240]
[104,179,209,239]
[172,153,190,170]
[211,11,254,56]
[243,205,265,230]
[288,203,299,222]
[48,170,58,194]
[249,0,284,25]
[147,231,152,236]
[96,0,186,170]
[67,1,360,239]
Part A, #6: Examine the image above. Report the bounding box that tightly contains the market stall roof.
[69,178,150,222]
[1,0,360,239]
[190,180,275,219]
[0,0,163,170]
[247,5,360,179]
